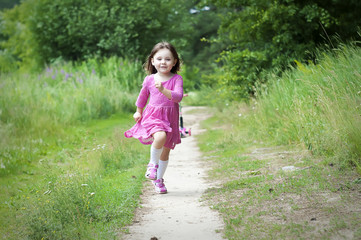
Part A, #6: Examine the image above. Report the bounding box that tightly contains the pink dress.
[124,74,183,149]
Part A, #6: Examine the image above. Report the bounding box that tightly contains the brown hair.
[144,41,181,75]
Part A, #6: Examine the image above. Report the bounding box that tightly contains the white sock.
[150,146,162,165]
[157,160,168,179]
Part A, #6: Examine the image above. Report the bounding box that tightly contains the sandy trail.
[123,106,224,240]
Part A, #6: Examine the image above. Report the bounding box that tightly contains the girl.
[124,41,183,194]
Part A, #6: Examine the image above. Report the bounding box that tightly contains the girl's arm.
[133,76,149,122]
[136,79,150,108]
[133,107,143,122]
[155,77,183,103]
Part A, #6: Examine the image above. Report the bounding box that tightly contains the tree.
[0,0,196,70]
[206,0,361,100]
[29,0,195,62]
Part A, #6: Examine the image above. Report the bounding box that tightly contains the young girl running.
[124,41,183,194]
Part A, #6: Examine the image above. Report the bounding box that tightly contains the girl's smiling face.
[151,48,177,75]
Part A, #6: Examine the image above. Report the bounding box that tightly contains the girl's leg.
[157,147,170,180]
[149,131,167,164]
[146,132,167,180]
[153,147,170,194]
[152,131,167,149]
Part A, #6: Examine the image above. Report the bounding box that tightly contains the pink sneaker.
[152,178,167,194]
[145,163,158,180]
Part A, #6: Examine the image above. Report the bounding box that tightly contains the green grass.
[0,114,148,239]
[0,57,144,176]
[198,44,361,239]
[200,108,361,239]
[250,44,361,171]
[0,57,150,239]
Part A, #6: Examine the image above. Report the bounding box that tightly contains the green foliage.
[0,57,142,164]
[204,0,361,100]
[214,49,268,100]
[180,65,201,92]
[0,0,221,92]
[0,0,196,72]
[249,44,361,170]
[199,80,361,239]
[0,0,20,10]
[0,1,41,72]
[181,5,222,76]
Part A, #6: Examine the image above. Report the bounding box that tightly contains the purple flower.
[92,69,96,75]
[52,75,56,80]
[64,73,70,81]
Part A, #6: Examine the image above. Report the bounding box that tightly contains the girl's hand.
[133,112,142,122]
[155,80,164,92]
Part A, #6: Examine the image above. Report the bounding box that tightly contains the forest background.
[1,0,361,239]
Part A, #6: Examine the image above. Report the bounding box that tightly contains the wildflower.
[238,113,242,117]
[92,69,96,75]
[64,73,70,81]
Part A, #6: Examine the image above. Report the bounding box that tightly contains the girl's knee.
[153,131,166,141]
[152,131,167,148]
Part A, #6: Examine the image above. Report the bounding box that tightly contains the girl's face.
[151,48,177,75]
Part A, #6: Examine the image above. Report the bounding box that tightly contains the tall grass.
[249,44,361,170]
[0,56,143,130]
[0,56,144,175]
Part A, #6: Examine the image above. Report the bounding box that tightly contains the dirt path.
[122,106,224,240]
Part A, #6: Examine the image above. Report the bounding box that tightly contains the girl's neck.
[154,72,175,82]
